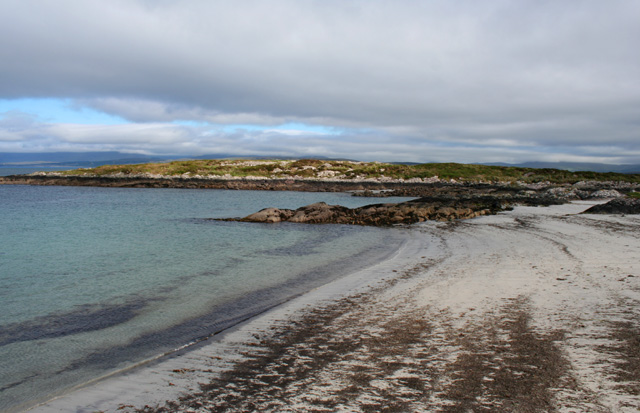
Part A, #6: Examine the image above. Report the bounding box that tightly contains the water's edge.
[1,184,415,412]
[26,234,412,412]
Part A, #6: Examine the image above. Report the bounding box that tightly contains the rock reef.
[1,174,638,202]
[224,197,505,226]
[582,198,640,214]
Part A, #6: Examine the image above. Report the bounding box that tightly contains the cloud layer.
[1,0,639,163]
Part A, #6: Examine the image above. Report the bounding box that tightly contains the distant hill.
[1,152,639,174]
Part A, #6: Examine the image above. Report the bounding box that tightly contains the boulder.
[582,198,640,214]
[288,202,352,224]
[240,207,294,223]
[589,189,624,199]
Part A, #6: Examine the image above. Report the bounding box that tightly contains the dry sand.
[30,201,640,412]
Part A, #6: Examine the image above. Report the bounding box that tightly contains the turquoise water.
[0,183,410,411]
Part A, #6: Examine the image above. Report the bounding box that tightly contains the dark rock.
[227,197,505,226]
[582,198,640,214]
[240,207,295,223]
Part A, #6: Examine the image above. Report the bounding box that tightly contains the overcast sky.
[1,0,639,164]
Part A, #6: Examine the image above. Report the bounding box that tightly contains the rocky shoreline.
[224,195,640,226]
[222,198,505,226]
[1,173,638,196]
[223,192,640,226]
[4,173,639,225]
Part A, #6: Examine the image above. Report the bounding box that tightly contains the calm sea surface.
[0,170,411,411]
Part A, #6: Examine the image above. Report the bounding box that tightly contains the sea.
[0,167,412,412]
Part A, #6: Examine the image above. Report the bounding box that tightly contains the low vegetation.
[57,159,640,184]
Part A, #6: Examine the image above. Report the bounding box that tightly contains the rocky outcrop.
[2,175,638,202]
[355,184,639,202]
[589,189,624,198]
[226,198,505,226]
[582,198,640,214]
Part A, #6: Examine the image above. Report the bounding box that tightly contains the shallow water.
[0,184,411,411]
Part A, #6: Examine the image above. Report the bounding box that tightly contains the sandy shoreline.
[30,201,640,412]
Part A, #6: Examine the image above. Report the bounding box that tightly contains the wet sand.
[31,201,640,412]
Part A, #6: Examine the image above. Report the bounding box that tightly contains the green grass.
[628,192,640,199]
[58,159,640,184]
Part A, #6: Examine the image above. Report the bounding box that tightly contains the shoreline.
[28,229,427,412]
[1,187,411,413]
[1,174,444,191]
[30,201,640,412]
[2,172,638,191]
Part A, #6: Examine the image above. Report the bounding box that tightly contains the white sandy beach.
[30,201,640,412]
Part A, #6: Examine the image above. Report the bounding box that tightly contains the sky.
[1,0,639,164]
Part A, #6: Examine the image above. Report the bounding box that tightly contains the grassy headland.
[56,159,640,184]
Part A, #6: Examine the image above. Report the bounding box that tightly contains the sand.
[30,201,640,412]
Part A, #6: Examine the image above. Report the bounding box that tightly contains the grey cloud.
[50,123,192,145]
[76,98,290,126]
[1,0,639,163]
[1,113,637,164]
